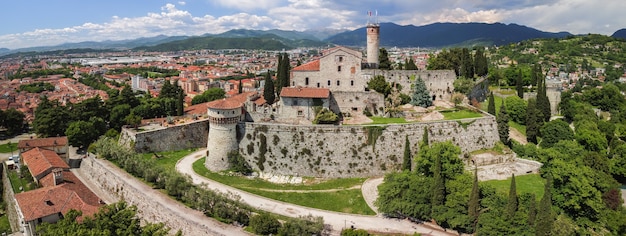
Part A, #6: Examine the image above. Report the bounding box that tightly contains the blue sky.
[1,0,625,49]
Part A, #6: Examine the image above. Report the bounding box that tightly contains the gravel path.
[361,177,383,215]
[177,149,457,236]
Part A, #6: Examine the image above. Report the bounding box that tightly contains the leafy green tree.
[192,88,226,105]
[250,213,281,235]
[367,75,391,97]
[402,136,411,171]
[410,76,432,107]
[497,101,510,145]
[124,113,142,129]
[33,101,71,138]
[312,107,338,124]
[66,121,98,149]
[263,72,275,105]
[504,95,527,124]
[487,92,496,116]
[341,228,370,236]
[525,98,539,144]
[378,48,391,70]
[3,108,25,135]
[539,119,574,148]
[452,76,475,95]
[574,120,608,152]
[610,144,626,182]
[527,194,536,226]
[278,215,324,236]
[506,174,518,219]
[71,95,107,122]
[109,104,131,131]
[37,202,169,236]
[415,141,464,179]
[227,150,252,174]
[376,171,432,219]
[535,175,554,236]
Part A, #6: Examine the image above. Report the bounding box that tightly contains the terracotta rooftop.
[21,148,69,180]
[15,172,102,222]
[18,137,68,149]
[292,60,320,71]
[280,87,330,99]
[205,91,255,110]
[206,98,243,110]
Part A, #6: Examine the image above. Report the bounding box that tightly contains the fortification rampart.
[361,70,457,101]
[237,115,499,178]
[119,119,209,153]
[78,156,232,236]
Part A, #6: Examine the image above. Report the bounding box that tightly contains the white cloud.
[178,1,186,6]
[212,0,282,11]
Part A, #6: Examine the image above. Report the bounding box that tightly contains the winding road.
[176,149,455,236]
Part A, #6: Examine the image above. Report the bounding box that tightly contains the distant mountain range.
[327,22,572,47]
[612,29,626,39]
[2,22,626,57]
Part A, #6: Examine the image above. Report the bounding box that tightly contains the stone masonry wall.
[78,156,229,236]
[238,115,499,178]
[361,69,457,102]
[2,165,20,233]
[119,119,209,153]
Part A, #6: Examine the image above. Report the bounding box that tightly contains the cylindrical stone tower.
[366,23,380,68]
[205,99,243,172]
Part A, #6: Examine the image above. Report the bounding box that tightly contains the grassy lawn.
[442,110,483,120]
[140,148,197,169]
[367,117,408,124]
[482,174,545,200]
[7,170,36,193]
[245,188,375,215]
[193,157,374,215]
[0,215,10,235]
[0,143,17,154]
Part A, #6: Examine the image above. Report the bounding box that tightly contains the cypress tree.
[527,194,537,227]
[263,72,275,105]
[537,77,551,122]
[516,69,524,98]
[431,154,445,207]
[526,98,539,144]
[275,54,285,96]
[176,85,184,116]
[420,126,429,148]
[474,48,488,77]
[497,100,510,145]
[378,48,391,70]
[506,174,518,219]
[281,53,290,88]
[238,80,243,94]
[488,92,496,116]
[536,175,554,236]
[468,167,480,231]
[402,136,411,171]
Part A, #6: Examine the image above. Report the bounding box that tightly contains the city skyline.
[1,0,625,49]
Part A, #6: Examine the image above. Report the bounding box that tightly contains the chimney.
[52,168,63,185]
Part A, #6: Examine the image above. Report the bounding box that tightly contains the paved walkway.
[176,149,456,236]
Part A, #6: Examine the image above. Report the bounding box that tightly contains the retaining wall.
[238,115,499,178]
[119,119,209,153]
[78,156,230,235]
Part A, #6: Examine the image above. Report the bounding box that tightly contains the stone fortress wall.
[119,119,209,153]
[236,115,499,178]
[77,155,230,236]
[361,69,457,102]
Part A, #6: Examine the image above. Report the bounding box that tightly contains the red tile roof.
[292,60,320,71]
[206,98,243,110]
[21,148,69,180]
[15,171,102,222]
[18,137,68,149]
[280,87,330,99]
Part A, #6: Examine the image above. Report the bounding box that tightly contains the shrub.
[250,213,281,235]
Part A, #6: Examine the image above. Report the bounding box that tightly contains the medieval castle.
[119,21,500,178]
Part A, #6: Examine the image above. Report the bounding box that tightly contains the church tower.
[205,99,243,172]
[366,11,380,68]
